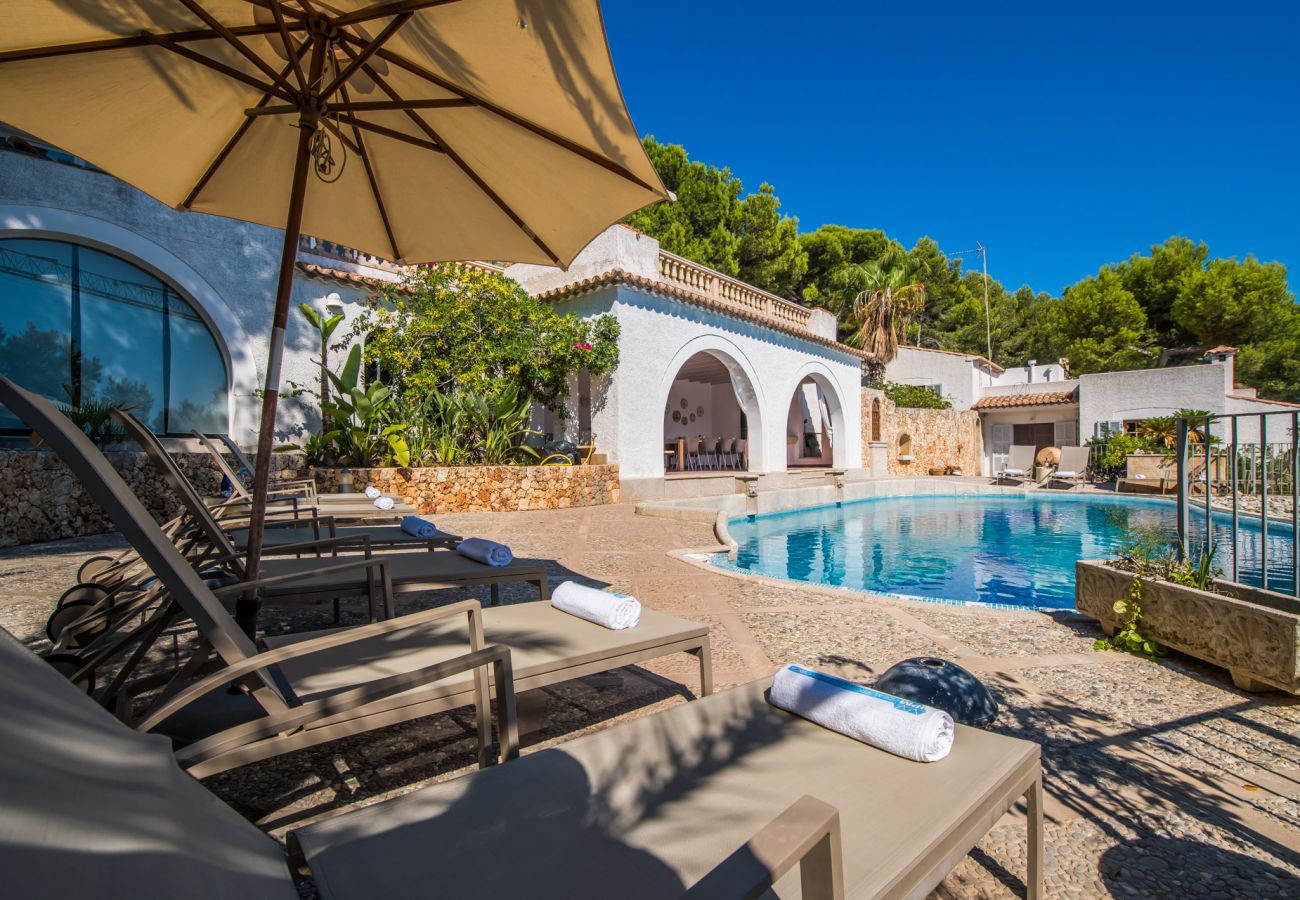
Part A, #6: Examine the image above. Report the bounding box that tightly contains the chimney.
[1026,359,1037,383]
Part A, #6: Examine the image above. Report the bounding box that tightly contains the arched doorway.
[783,366,848,470]
[662,349,761,474]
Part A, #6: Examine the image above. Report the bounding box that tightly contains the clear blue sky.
[602,1,1300,296]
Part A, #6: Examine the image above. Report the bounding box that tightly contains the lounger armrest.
[249,534,372,557]
[176,642,519,771]
[209,554,387,597]
[682,795,844,900]
[139,598,486,732]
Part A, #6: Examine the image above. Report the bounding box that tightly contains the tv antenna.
[949,243,993,362]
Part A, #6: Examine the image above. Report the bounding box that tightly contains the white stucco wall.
[886,347,998,410]
[547,284,862,481]
[1077,362,1232,441]
[0,151,377,443]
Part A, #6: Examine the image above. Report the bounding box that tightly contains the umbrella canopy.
[0,0,665,265]
[1,0,667,634]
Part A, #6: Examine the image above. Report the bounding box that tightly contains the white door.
[990,423,1012,475]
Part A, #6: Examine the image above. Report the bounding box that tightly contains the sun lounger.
[1,376,711,763]
[1048,446,1091,489]
[192,429,417,519]
[996,444,1037,483]
[0,623,1041,900]
[111,408,550,616]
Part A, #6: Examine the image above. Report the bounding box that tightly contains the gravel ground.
[3,502,1298,898]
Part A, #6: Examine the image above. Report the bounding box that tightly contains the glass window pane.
[168,301,228,434]
[77,246,166,430]
[0,239,74,428]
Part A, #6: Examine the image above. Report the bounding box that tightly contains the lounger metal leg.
[691,639,713,697]
[493,652,520,763]
[1026,774,1043,900]
[490,583,501,607]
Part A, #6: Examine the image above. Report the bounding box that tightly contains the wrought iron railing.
[1176,411,1298,595]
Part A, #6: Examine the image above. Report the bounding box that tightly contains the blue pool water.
[713,493,1297,610]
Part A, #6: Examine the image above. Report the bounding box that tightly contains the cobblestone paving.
[2,502,1298,898]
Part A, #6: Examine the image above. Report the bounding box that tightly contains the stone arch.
[657,334,766,475]
[0,204,260,439]
[782,360,850,469]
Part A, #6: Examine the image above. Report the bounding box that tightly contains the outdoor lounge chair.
[111,408,550,615]
[1,377,711,764]
[0,622,1041,899]
[192,429,418,520]
[1048,446,1091,489]
[996,444,1037,483]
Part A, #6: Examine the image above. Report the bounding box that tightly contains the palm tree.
[829,250,927,362]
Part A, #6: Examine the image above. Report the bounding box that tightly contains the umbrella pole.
[239,115,318,638]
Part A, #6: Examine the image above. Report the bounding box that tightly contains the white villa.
[3,126,1293,492]
[886,345,1298,475]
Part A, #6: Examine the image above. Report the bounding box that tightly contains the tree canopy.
[624,137,1299,401]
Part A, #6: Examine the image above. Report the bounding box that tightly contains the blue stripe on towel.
[787,665,926,715]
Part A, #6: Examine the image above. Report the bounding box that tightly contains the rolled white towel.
[400,516,437,539]
[768,664,955,763]
[551,581,641,629]
[457,537,513,567]
[1003,467,1028,477]
[1054,470,1080,478]
[364,486,381,499]
[373,495,395,510]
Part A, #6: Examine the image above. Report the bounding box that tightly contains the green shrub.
[867,380,951,409]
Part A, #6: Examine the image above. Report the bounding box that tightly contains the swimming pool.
[712,493,1297,610]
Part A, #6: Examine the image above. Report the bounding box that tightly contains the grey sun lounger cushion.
[256,550,548,597]
[0,628,294,900]
[264,602,708,699]
[294,677,1041,900]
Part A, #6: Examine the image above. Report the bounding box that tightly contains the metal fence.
[1175,411,1299,596]
[1086,437,1296,496]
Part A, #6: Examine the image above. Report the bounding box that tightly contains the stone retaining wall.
[861,389,983,477]
[0,448,305,547]
[309,464,620,514]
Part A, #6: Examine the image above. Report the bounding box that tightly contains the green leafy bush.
[866,380,951,409]
[342,263,618,417]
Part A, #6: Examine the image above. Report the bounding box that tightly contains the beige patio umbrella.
[0,0,666,633]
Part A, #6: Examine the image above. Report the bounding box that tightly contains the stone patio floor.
[2,502,1298,898]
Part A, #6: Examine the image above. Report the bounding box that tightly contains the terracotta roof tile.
[532,268,872,359]
[972,388,1079,410]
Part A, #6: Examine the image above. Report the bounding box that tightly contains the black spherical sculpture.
[874,657,999,727]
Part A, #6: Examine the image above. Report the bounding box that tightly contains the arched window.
[870,398,882,442]
[0,238,228,434]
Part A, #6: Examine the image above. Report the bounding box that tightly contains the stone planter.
[309,463,620,514]
[1076,559,1300,694]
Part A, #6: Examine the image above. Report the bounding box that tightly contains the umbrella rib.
[320,12,412,99]
[0,23,300,64]
[341,85,402,261]
[333,0,467,29]
[357,60,562,265]
[176,0,297,95]
[247,99,473,115]
[347,39,662,196]
[268,0,307,91]
[181,39,312,209]
[143,32,296,102]
[333,116,444,154]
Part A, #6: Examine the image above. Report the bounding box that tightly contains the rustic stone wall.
[861,389,983,477]
[309,464,620,514]
[0,448,306,547]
